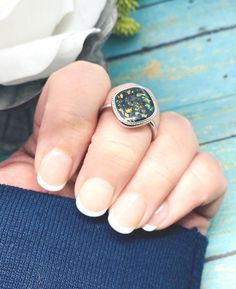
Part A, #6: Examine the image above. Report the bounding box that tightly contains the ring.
[99,85,160,140]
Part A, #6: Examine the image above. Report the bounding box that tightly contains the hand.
[0,61,227,234]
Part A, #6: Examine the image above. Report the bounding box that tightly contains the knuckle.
[197,152,222,174]
[192,152,227,202]
[71,61,111,86]
[60,109,93,135]
[165,111,192,128]
[201,152,228,191]
[48,61,111,89]
[105,141,137,170]
[144,154,175,187]
[162,111,199,151]
[91,136,137,171]
[72,60,106,74]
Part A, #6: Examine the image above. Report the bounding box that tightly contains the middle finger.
[74,84,157,217]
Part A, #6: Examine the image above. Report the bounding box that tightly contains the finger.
[178,212,210,235]
[0,149,41,191]
[108,112,198,234]
[74,84,157,217]
[0,147,76,198]
[143,152,227,232]
[34,61,111,191]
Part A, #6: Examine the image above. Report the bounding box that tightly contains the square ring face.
[112,86,157,127]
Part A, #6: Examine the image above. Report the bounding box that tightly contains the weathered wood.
[139,0,172,7]
[202,255,236,289]
[201,138,236,258]
[171,95,236,144]
[104,0,236,58]
[106,29,236,110]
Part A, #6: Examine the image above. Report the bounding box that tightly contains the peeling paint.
[143,60,162,78]
[167,64,206,80]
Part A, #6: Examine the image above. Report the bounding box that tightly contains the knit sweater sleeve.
[0,184,207,289]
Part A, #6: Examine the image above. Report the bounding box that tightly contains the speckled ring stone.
[112,86,157,126]
[100,86,159,140]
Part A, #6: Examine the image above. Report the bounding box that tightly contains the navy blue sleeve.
[0,185,207,289]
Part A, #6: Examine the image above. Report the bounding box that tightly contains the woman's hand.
[0,61,227,234]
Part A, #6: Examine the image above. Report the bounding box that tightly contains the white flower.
[0,0,107,85]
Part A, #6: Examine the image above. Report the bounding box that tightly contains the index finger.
[34,61,111,192]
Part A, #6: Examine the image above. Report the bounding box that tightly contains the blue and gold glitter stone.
[114,87,155,124]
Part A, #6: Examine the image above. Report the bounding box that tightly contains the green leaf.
[113,0,140,37]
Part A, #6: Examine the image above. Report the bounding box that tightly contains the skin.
[0,61,227,235]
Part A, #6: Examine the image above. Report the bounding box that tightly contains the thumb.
[34,61,111,192]
[0,143,41,191]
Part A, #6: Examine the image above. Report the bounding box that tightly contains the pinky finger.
[143,152,227,232]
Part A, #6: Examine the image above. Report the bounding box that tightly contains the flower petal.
[0,0,74,48]
[0,0,107,85]
[55,0,107,33]
[0,28,100,85]
[0,0,21,21]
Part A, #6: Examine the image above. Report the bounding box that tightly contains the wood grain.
[202,254,236,289]
[104,0,236,58]
[106,29,236,110]
[201,138,236,258]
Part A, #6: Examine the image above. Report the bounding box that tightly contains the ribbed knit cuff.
[0,185,207,289]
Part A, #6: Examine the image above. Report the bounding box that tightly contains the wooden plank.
[106,29,236,110]
[201,255,236,289]
[104,0,236,58]
[174,95,236,144]
[201,137,236,258]
[139,0,172,7]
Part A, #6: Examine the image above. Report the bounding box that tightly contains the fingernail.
[76,177,114,217]
[142,203,167,231]
[108,193,146,234]
[37,149,73,191]
[142,224,156,232]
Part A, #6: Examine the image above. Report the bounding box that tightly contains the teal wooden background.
[103,0,236,288]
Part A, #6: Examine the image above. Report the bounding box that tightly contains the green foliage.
[116,0,139,15]
[113,0,140,37]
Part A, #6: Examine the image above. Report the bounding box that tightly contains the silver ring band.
[99,85,160,141]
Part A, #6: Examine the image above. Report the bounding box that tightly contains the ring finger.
[108,112,199,234]
[143,152,227,233]
[74,83,159,216]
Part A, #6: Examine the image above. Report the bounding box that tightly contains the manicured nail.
[142,224,156,232]
[76,177,114,217]
[37,149,73,191]
[142,203,167,231]
[108,193,146,234]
